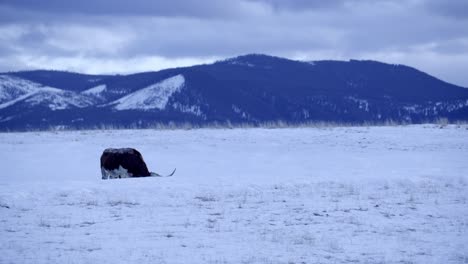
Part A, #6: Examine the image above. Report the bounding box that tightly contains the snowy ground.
[0,125,467,263]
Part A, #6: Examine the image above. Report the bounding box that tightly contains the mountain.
[1,54,468,130]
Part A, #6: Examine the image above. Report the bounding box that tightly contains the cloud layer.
[1,0,467,87]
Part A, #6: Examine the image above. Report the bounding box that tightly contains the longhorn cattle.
[100,148,176,179]
[101,148,151,179]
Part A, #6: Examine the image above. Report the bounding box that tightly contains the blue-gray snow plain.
[1,125,467,264]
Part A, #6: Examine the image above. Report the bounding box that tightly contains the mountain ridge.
[1,54,467,130]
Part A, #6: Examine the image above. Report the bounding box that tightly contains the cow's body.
[100,148,151,179]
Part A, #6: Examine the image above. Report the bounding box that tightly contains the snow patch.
[399,99,468,117]
[0,92,36,109]
[0,75,95,110]
[225,58,255,67]
[24,88,94,110]
[82,84,106,96]
[232,105,242,114]
[172,102,204,117]
[231,61,254,67]
[112,75,185,111]
[0,75,43,104]
[347,96,370,112]
[88,78,102,83]
[232,105,250,119]
[0,116,14,122]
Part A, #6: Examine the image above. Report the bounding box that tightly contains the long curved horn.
[150,168,176,177]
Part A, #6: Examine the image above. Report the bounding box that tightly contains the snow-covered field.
[1,125,467,263]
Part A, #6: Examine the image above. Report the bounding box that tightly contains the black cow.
[100,148,175,179]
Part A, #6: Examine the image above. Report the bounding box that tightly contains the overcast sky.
[1,0,467,87]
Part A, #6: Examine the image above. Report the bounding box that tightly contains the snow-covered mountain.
[0,75,95,111]
[110,74,185,111]
[1,54,468,130]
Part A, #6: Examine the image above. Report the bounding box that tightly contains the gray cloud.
[0,0,467,87]
[0,0,245,18]
[248,0,347,10]
[425,0,468,20]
